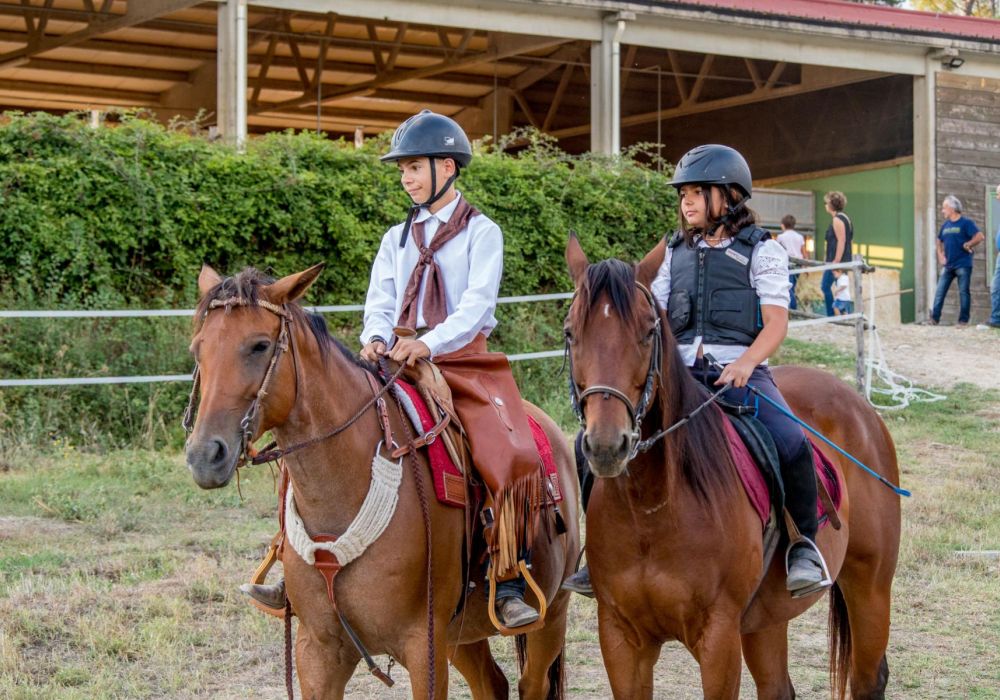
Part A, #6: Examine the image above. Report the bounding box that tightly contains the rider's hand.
[360,339,386,363]
[715,355,756,389]
[389,338,431,366]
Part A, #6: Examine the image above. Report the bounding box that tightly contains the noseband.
[182,296,293,468]
[568,282,663,461]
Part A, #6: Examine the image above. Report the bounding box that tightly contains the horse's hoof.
[496,597,540,628]
[560,566,595,598]
[240,579,286,610]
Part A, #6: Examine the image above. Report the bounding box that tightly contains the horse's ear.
[566,232,589,287]
[636,236,667,289]
[265,263,326,305]
[198,264,223,298]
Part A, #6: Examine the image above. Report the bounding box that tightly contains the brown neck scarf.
[396,196,481,332]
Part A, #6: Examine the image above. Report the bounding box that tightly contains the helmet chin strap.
[711,186,746,233]
[399,156,460,248]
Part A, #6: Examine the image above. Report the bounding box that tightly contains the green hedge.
[0,112,677,448]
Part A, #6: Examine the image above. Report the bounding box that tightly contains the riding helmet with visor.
[382,110,473,247]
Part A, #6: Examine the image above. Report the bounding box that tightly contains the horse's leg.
[450,640,509,700]
[517,595,569,700]
[294,625,358,700]
[401,627,450,700]
[690,612,744,700]
[741,622,794,700]
[598,605,660,700]
[836,561,894,699]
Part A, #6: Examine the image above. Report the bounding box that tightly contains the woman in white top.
[653,144,829,596]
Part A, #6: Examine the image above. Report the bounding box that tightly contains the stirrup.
[486,560,548,636]
[785,536,833,599]
[246,533,287,619]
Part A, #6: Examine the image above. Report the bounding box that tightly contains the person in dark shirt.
[929,195,984,326]
[821,192,853,317]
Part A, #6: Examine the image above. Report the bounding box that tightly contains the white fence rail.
[1,263,866,389]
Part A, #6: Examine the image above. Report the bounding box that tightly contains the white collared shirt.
[361,192,503,358]
[650,236,790,367]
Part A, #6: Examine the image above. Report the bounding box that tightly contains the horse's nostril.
[210,438,229,466]
[582,433,593,456]
[619,432,630,455]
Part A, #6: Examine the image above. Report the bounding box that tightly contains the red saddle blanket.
[395,379,562,508]
[722,418,842,528]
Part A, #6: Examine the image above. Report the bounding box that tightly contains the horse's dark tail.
[546,648,565,700]
[514,635,564,699]
[515,633,527,675]
[829,582,851,699]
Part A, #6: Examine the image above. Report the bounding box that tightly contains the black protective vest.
[666,226,768,347]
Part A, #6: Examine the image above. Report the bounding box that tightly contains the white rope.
[285,449,403,567]
[863,286,946,411]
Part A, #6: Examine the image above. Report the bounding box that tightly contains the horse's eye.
[563,328,574,345]
[251,340,271,354]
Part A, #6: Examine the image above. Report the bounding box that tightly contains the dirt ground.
[788,320,1000,392]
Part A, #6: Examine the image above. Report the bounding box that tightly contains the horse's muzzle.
[185,435,238,488]
[581,428,632,477]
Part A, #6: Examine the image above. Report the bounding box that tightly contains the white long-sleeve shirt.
[650,236,790,367]
[361,193,503,358]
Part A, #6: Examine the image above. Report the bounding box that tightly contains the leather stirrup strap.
[817,476,842,530]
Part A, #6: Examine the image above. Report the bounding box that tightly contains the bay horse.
[564,235,901,699]
[184,263,579,699]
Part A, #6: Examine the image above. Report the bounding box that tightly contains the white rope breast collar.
[285,448,403,567]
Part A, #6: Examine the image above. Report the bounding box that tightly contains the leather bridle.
[568,282,663,461]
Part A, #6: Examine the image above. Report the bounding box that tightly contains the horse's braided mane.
[194,267,375,373]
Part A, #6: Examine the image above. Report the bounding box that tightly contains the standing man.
[929,195,984,327]
[777,214,806,310]
[978,185,1000,330]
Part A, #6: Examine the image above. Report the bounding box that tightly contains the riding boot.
[239,578,286,610]
[781,443,828,593]
[494,574,539,628]
[563,431,596,598]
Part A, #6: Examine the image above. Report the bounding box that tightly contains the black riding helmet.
[382,110,473,247]
[381,109,473,167]
[671,144,753,233]
[670,144,752,199]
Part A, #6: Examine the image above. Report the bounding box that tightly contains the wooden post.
[853,255,866,393]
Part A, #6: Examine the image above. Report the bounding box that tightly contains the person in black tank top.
[821,191,853,317]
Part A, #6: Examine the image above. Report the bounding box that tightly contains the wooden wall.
[936,72,1000,325]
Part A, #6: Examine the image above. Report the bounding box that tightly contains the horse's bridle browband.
[568,282,663,461]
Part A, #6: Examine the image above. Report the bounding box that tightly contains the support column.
[913,61,937,320]
[217,0,247,146]
[590,13,630,155]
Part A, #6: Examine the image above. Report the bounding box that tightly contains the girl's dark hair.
[679,184,758,247]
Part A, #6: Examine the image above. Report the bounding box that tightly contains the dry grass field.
[1,336,998,699]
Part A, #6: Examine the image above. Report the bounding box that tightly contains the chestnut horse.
[184,264,579,700]
[564,236,901,699]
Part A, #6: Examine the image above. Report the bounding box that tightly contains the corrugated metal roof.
[663,0,1000,42]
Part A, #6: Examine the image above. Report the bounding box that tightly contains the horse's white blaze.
[604,303,610,318]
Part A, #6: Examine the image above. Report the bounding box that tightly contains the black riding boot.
[782,442,827,593]
[562,431,595,598]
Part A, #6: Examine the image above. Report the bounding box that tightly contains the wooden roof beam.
[0,77,159,104]
[253,33,567,114]
[5,57,191,84]
[0,0,204,70]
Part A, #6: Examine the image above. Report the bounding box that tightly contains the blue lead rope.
[748,386,912,498]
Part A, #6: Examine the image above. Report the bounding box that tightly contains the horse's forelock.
[192,267,368,369]
[575,259,639,328]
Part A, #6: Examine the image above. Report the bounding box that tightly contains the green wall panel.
[774,162,915,322]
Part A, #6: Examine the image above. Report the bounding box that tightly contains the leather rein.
[182,296,406,467]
